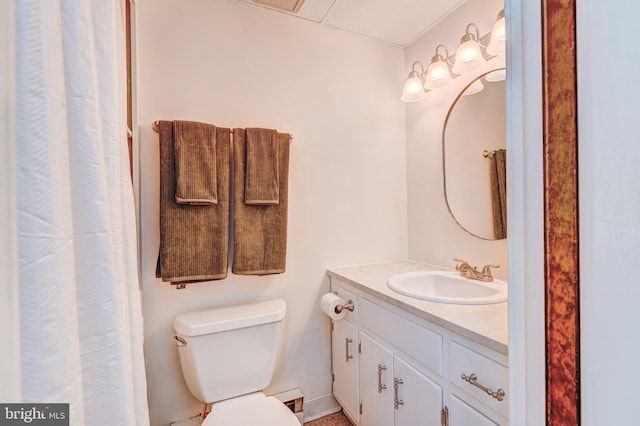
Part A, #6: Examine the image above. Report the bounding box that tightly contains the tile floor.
[304,410,353,426]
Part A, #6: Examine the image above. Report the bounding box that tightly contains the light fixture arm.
[462,23,485,48]
[432,44,453,66]
[408,61,425,79]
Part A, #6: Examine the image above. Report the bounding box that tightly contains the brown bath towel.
[233,128,290,275]
[157,121,230,283]
[245,128,279,205]
[173,120,218,205]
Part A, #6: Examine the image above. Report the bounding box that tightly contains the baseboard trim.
[303,393,341,422]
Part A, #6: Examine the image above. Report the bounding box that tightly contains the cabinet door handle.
[461,373,506,401]
[393,378,404,409]
[345,338,354,362]
[377,364,387,393]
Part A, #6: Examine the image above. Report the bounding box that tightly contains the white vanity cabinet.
[358,332,393,426]
[329,275,508,426]
[359,333,443,426]
[331,316,360,423]
[392,355,443,426]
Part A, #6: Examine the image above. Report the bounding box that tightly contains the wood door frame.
[542,0,580,424]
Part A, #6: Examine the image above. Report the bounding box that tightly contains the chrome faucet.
[453,258,499,282]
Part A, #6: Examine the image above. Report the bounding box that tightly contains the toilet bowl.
[173,299,299,425]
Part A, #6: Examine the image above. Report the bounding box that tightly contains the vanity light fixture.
[400,61,427,102]
[401,9,505,102]
[424,44,453,90]
[452,23,486,75]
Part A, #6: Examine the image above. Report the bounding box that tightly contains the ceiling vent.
[251,0,306,14]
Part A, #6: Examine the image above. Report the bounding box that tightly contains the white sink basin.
[387,271,507,305]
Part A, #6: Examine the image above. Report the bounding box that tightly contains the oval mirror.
[442,69,506,240]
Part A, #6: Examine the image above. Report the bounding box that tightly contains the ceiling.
[231,0,469,47]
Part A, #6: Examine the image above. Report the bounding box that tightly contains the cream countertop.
[327,260,508,355]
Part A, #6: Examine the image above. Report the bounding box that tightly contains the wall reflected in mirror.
[443,69,506,240]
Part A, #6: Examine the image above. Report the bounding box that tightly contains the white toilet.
[173,299,300,426]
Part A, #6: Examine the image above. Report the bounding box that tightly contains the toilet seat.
[203,392,300,426]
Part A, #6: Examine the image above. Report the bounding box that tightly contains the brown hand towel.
[245,128,279,205]
[233,128,290,275]
[489,148,507,239]
[157,121,231,283]
[174,120,218,205]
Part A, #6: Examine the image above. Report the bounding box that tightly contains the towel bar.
[151,121,294,142]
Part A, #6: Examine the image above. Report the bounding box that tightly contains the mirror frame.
[441,68,507,240]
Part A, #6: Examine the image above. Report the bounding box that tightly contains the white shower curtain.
[15,1,149,425]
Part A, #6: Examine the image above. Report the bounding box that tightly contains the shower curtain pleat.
[16,1,149,425]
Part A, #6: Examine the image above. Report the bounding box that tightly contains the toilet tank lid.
[174,299,286,337]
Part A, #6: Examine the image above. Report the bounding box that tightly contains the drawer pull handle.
[393,378,404,409]
[461,373,506,401]
[345,338,354,362]
[377,364,387,393]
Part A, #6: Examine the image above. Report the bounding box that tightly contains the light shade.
[401,63,426,102]
[462,79,485,96]
[401,76,426,102]
[485,69,506,82]
[487,10,506,56]
[452,39,486,74]
[424,46,452,90]
[424,61,452,89]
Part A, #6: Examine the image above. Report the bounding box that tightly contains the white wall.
[0,0,20,403]
[135,1,408,424]
[404,0,508,279]
[578,0,640,423]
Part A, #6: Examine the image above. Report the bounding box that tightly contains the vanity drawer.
[360,298,443,375]
[450,341,509,419]
[330,281,358,322]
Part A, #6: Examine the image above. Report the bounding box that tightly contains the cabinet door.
[332,319,359,423]
[393,356,442,426]
[359,332,394,426]
[449,395,498,426]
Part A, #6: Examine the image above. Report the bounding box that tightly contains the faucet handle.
[453,258,469,270]
[480,264,500,280]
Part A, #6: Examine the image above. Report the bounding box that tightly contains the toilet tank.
[173,299,287,403]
